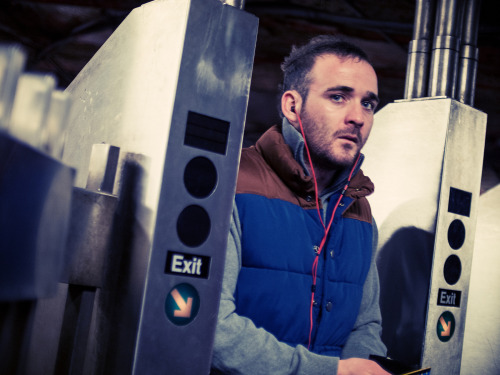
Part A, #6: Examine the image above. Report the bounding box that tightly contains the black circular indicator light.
[177,205,211,247]
[443,255,462,285]
[165,283,200,326]
[436,311,455,342]
[184,157,217,198]
[448,219,466,250]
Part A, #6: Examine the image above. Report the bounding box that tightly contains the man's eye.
[362,101,375,110]
[330,94,343,102]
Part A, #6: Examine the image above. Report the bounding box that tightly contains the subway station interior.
[1,0,499,374]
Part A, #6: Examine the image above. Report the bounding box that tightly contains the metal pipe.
[86,144,120,194]
[428,0,464,97]
[0,45,26,129]
[456,0,481,105]
[404,0,436,99]
[223,0,245,10]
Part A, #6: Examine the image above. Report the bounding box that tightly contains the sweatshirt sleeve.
[339,219,387,359]
[211,203,340,375]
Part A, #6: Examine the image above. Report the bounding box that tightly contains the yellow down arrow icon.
[439,316,451,336]
[171,288,193,318]
[437,311,455,342]
[165,283,200,326]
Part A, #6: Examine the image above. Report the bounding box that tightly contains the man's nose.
[345,103,364,127]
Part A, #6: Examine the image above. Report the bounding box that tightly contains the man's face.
[298,54,379,170]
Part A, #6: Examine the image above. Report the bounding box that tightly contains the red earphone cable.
[297,113,325,230]
[296,112,360,349]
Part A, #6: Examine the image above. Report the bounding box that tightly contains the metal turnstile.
[362,0,487,372]
[363,97,486,374]
[0,133,75,375]
[16,0,258,374]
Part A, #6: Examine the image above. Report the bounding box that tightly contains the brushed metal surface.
[60,0,258,373]
[363,98,487,373]
[421,100,486,374]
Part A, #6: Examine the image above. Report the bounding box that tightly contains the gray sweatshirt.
[211,119,387,374]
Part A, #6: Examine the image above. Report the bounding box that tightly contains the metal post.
[223,0,245,10]
[428,0,464,97]
[456,0,481,105]
[404,0,436,99]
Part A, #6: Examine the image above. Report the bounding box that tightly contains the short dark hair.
[281,35,372,104]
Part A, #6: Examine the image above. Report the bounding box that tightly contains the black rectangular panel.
[165,250,211,279]
[184,111,230,155]
[448,187,472,217]
[437,288,461,308]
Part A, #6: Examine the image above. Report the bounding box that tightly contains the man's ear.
[281,90,302,127]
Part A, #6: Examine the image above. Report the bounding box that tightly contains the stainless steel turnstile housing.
[23,0,258,374]
[363,97,486,374]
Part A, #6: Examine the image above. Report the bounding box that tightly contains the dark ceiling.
[1,0,499,189]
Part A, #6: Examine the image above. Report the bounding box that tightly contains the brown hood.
[237,125,374,219]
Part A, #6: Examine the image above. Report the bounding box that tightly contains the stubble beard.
[300,111,361,172]
[310,142,360,172]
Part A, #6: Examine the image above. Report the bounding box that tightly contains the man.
[212,35,390,375]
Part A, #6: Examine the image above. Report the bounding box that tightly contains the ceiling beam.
[11,0,148,11]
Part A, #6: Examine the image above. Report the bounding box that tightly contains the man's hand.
[337,358,391,375]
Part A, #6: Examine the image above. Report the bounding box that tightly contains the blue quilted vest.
[233,125,374,357]
[235,192,373,356]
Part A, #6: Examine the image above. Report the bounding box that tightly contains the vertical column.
[131,1,258,374]
[421,102,486,374]
[404,0,436,99]
[428,0,464,98]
